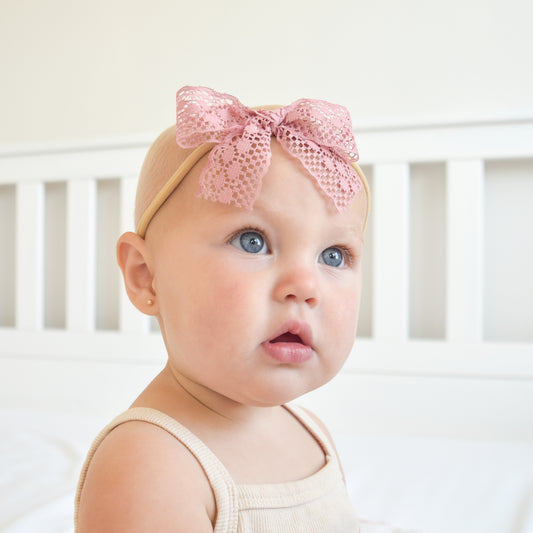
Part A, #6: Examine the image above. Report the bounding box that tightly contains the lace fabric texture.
[175,86,362,210]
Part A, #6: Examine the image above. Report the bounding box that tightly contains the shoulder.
[294,405,336,445]
[77,419,215,532]
[295,405,346,479]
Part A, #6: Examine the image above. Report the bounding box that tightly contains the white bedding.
[1,408,533,533]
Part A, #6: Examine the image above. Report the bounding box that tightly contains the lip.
[261,320,314,364]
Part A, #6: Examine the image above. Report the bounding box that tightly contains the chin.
[241,377,327,407]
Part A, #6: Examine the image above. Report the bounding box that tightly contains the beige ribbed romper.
[75,404,360,532]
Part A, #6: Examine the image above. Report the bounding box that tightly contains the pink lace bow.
[176,86,362,210]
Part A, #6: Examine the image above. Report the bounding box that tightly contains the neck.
[132,362,280,430]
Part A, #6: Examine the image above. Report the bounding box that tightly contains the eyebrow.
[314,222,363,251]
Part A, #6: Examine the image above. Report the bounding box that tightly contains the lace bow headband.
[135,86,367,237]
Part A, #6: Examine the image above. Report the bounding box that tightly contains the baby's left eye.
[319,247,346,268]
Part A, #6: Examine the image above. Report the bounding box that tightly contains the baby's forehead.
[217,160,366,236]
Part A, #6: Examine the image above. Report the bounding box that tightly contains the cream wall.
[2,0,532,145]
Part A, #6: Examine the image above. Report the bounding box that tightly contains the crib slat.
[119,176,137,234]
[372,163,410,340]
[66,179,96,331]
[16,183,44,330]
[446,160,484,341]
[118,176,151,333]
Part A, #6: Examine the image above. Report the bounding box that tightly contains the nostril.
[305,296,318,308]
[279,293,318,308]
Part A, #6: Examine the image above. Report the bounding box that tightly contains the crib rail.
[1,120,533,376]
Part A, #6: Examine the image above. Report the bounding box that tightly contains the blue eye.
[320,247,345,267]
[232,231,268,254]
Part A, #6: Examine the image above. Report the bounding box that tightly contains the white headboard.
[1,118,532,441]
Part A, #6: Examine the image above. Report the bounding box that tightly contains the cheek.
[327,283,361,348]
[189,268,262,346]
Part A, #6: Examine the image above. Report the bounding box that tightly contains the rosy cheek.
[331,292,360,341]
[201,276,253,333]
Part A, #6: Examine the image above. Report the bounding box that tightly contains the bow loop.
[176,86,253,147]
[281,99,359,161]
[175,86,362,210]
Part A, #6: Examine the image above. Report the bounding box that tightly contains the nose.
[273,263,319,308]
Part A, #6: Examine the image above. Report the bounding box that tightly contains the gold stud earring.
[147,298,154,306]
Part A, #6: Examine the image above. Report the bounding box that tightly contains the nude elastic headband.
[136,86,369,237]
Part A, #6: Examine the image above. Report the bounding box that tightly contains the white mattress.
[1,407,533,533]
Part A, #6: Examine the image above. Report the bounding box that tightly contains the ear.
[116,232,158,315]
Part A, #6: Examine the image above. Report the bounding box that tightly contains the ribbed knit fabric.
[75,404,360,532]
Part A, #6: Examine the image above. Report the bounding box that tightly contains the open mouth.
[270,332,304,344]
[267,320,313,348]
[262,321,314,364]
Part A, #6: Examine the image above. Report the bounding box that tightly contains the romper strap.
[283,404,339,461]
[75,407,239,533]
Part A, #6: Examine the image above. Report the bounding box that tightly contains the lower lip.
[261,342,314,364]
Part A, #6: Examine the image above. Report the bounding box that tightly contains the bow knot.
[254,107,287,135]
[175,86,362,210]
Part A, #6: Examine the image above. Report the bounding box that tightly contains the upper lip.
[266,320,314,348]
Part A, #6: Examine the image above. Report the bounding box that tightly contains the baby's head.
[119,86,369,406]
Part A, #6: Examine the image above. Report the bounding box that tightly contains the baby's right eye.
[230,230,268,254]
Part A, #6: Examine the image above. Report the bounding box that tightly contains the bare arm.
[77,421,215,532]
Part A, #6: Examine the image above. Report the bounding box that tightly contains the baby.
[75,86,370,532]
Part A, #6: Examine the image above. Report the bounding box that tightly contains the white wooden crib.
[1,118,533,533]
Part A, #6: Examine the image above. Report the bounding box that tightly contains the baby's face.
[145,141,367,407]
